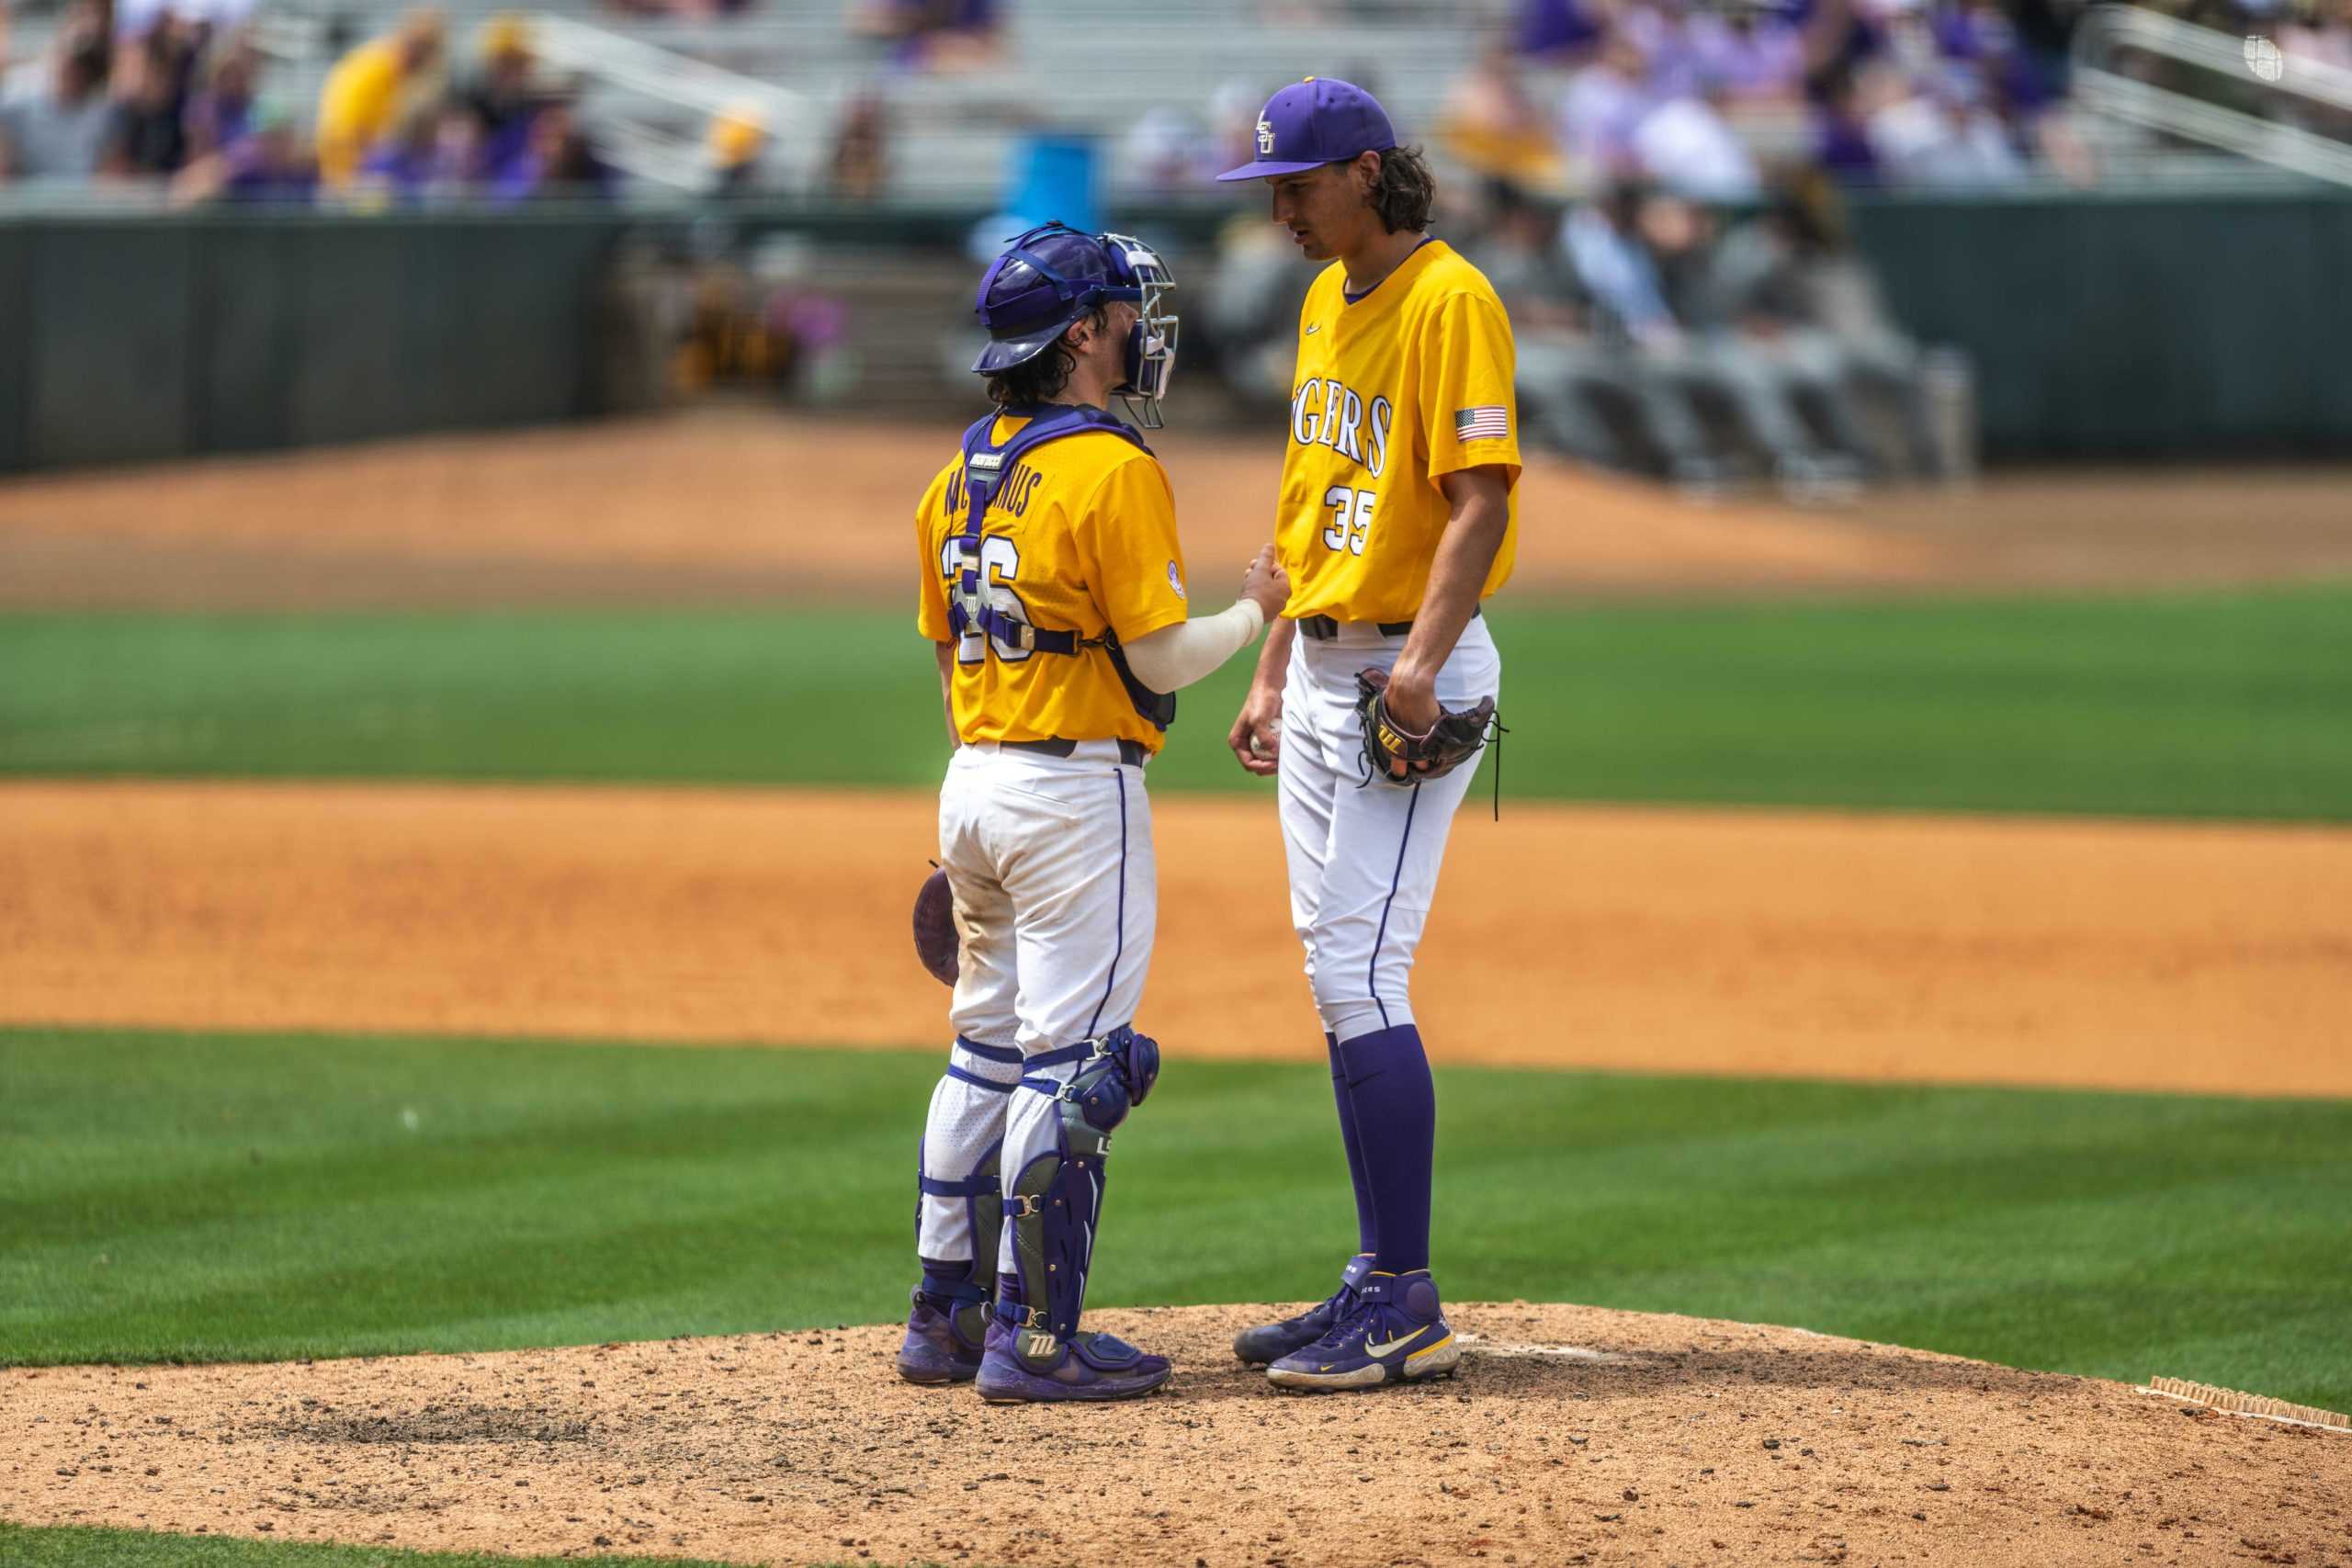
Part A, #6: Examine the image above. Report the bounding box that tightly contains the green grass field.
[6,1029,2347,1408]
[0,1524,763,1568]
[5,581,2350,818]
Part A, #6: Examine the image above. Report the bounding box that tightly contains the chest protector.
[950,404,1177,732]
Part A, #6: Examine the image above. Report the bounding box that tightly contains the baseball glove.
[1354,667,1497,785]
[912,865,958,987]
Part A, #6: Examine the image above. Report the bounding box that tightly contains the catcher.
[899,221,1288,1404]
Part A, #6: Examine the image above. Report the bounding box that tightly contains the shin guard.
[1001,1028,1158,1361]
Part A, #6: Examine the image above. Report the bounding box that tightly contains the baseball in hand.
[1249,722,1281,760]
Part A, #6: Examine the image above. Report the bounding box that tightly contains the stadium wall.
[0,211,626,474]
[1848,187,2352,459]
[2,188,2348,473]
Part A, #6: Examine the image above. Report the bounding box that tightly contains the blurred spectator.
[1567,184,1865,493]
[1516,0,1606,62]
[316,7,445,188]
[2285,0,2352,71]
[1685,3,1806,102]
[1559,27,1655,177]
[171,94,316,203]
[669,240,853,396]
[1563,181,1677,341]
[827,89,889,198]
[1709,166,1950,475]
[1440,40,1568,189]
[116,0,256,44]
[1468,177,1678,472]
[0,23,113,180]
[1812,64,1881,179]
[1868,62,2025,184]
[1631,75,1762,200]
[704,106,766,196]
[100,24,193,175]
[1801,0,1891,101]
[1652,187,1868,492]
[184,29,260,157]
[849,0,1001,70]
[356,98,483,205]
[489,100,612,201]
[461,15,538,175]
[1560,183,1728,485]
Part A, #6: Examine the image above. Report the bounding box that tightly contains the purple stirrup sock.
[1333,1024,1435,1275]
[919,1256,977,1307]
[1327,1031,1379,1256]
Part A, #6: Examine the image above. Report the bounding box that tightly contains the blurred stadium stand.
[4,0,2352,474]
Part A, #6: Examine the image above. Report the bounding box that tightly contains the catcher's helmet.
[971,221,1180,427]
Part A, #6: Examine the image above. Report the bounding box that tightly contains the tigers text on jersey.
[1278,239,1521,624]
[915,412,1191,752]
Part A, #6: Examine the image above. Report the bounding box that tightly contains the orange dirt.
[6,781,2349,1098]
[0,408,1939,609]
[7,410,2352,610]
[6,1303,2347,1568]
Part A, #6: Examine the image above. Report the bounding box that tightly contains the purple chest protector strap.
[948,405,1176,732]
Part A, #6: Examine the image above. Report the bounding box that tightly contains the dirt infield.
[6,1303,2346,1568]
[6,780,2350,1097]
[7,408,2352,609]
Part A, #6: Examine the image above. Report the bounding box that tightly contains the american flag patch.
[1454,406,1510,441]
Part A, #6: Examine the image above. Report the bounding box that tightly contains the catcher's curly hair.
[983,304,1110,409]
[1364,144,1436,234]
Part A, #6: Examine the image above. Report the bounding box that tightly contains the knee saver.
[1069,1024,1157,1143]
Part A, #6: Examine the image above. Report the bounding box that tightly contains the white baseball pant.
[1277,614,1501,1045]
[915,739,1156,1276]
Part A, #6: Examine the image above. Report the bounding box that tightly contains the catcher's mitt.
[912,865,958,987]
[1355,667,1498,786]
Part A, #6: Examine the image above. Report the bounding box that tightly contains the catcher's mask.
[971,221,1181,429]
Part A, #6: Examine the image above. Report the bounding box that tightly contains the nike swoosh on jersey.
[1304,323,1322,335]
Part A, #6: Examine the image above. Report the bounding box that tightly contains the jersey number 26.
[943,535,1036,664]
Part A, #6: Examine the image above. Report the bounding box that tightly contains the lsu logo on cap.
[1256,117,1275,155]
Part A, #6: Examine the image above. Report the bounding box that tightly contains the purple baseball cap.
[1215,76,1396,182]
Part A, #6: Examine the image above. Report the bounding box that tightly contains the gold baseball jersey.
[1276,240,1521,623]
[915,412,1192,752]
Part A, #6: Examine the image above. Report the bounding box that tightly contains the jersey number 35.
[1322,485,1374,557]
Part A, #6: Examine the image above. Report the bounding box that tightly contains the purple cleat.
[974,1317,1171,1404]
[1265,1269,1462,1393]
[1232,1253,1374,1366]
[895,1289,988,1385]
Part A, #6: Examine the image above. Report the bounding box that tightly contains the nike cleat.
[895,1289,988,1385]
[974,1318,1172,1404]
[1265,1269,1462,1392]
[1232,1253,1374,1366]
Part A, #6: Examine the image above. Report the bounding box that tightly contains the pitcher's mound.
[6,1303,2346,1567]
